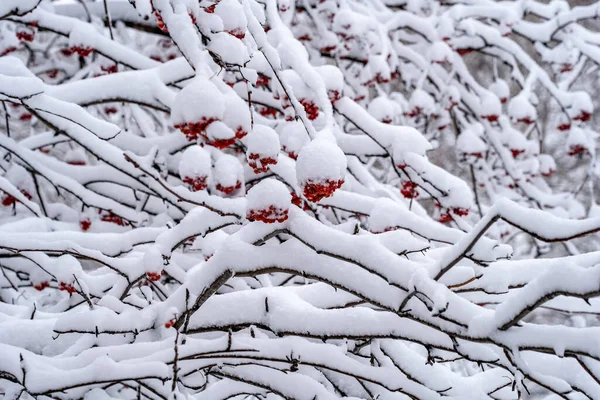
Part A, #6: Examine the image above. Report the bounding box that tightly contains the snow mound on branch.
[246,179,291,223]
[171,79,224,126]
[279,120,309,159]
[214,154,244,194]
[178,145,212,184]
[296,137,347,185]
[208,32,250,65]
[489,79,510,103]
[0,56,44,98]
[223,92,251,139]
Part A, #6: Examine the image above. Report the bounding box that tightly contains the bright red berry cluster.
[247,205,289,223]
[175,118,218,142]
[146,271,162,281]
[34,281,49,291]
[216,181,242,195]
[16,30,34,42]
[248,154,277,174]
[69,46,94,57]
[80,218,92,231]
[568,144,587,156]
[400,181,419,199]
[100,211,128,226]
[183,176,209,191]
[303,179,344,203]
[300,99,319,120]
[59,282,76,294]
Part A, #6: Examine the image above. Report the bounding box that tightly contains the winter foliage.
[2,0,600,399]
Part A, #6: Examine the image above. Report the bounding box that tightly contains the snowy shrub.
[1,0,600,399]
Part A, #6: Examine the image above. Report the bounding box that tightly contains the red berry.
[59,281,76,294]
[303,179,344,203]
[80,218,91,231]
[400,181,419,199]
[146,271,162,281]
[34,281,49,291]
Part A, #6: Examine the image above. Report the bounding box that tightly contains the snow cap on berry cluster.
[171,78,224,127]
[296,135,347,186]
[178,145,212,184]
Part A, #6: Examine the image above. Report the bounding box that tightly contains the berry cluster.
[400,181,419,199]
[300,99,319,120]
[80,218,92,231]
[59,281,76,294]
[69,46,94,57]
[248,154,277,174]
[34,281,49,291]
[216,180,242,195]
[1,189,32,207]
[183,175,209,191]
[247,205,289,223]
[100,211,128,226]
[146,271,162,282]
[303,179,344,202]
[175,118,218,142]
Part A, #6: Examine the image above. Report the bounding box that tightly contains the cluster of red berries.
[573,111,591,122]
[557,123,571,131]
[216,180,242,195]
[258,107,279,118]
[101,64,118,74]
[175,118,218,142]
[282,146,298,160]
[80,218,92,231]
[228,28,246,39]
[146,271,162,281]
[300,99,319,120]
[1,189,32,207]
[255,73,270,87]
[183,175,209,191]
[59,281,77,294]
[247,205,289,223]
[515,117,534,125]
[303,179,344,202]
[291,192,311,210]
[248,154,277,174]
[69,46,94,57]
[34,281,49,291]
[100,211,128,226]
[568,144,587,157]
[510,148,525,158]
[164,319,176,328]
[16,30,35,42]
[400,181,419,199]
[481,114,499,123]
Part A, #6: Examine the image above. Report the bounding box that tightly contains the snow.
[246,178,290,212]
[171,79,224,126]
[178,145,212,181]
[2,0,600,398]
[296,137,346,184]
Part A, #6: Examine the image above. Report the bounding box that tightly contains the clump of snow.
[246,179,291,223]
[368,96,396,124]
[208,32,250,65]
[223,93,251,139]
[508,93,537,124]
[214,154,244,195]
[489,79,510,103]
[178,146,212,191]
[279,121,309,160]
[296,137,346,202]
[246,125,280,174]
